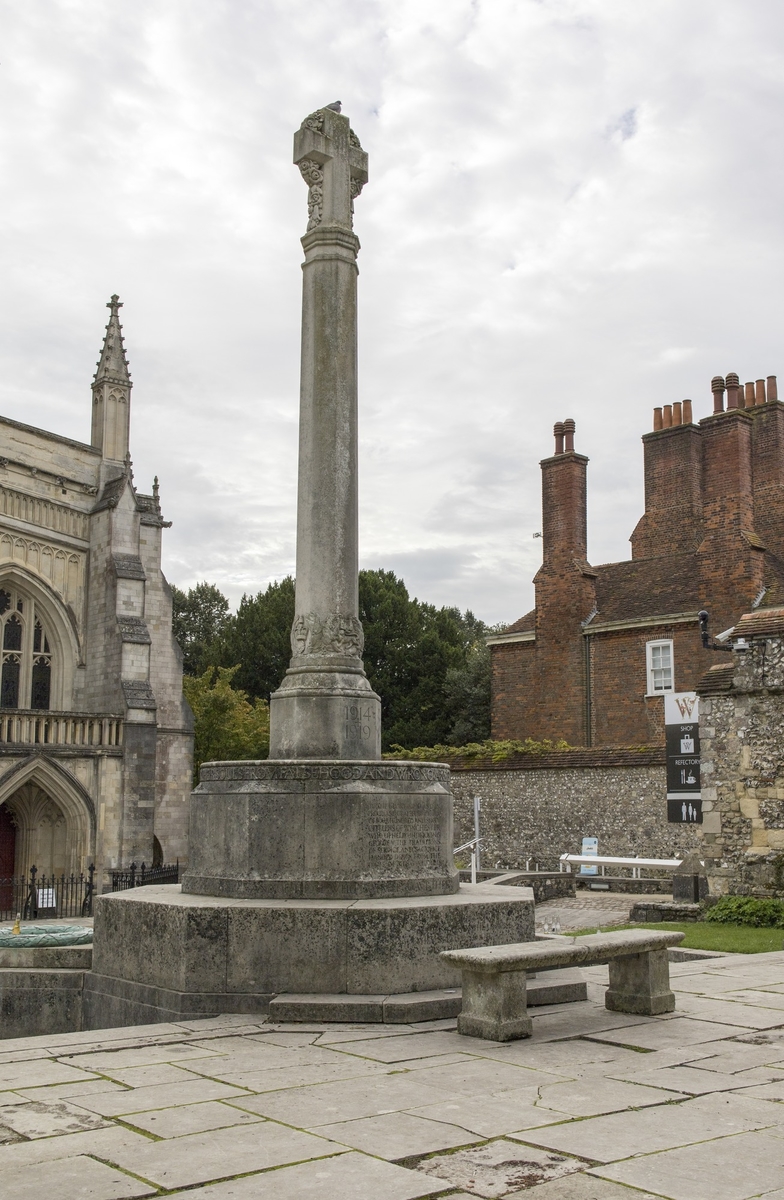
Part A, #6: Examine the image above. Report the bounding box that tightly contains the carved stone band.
[290,612,364,657]
[199,761,451,784]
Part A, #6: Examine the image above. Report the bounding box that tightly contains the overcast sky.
[0,1,782,625]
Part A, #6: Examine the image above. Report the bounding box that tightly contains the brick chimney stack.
[712,376,725,413]
[751,373,784,558]
[541,418,588,568]
[699,370,761,630]
[631,392,702,558]
[533,419,595,745]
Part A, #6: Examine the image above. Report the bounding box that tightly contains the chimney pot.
[663,404,673,428]
[768,375,778,403]
[683,399,693,424]
[563,418,575,453]
[553,421,565,455]
[726,372,740,409]
[756,379,766,406]
[711,375,725,413]
[672,401,683,426]
[653,407,663,431]
[744,381,754,409]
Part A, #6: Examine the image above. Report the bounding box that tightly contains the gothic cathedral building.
[0,297,193,886]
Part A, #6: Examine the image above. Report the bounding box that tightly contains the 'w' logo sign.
[675,696,697,719]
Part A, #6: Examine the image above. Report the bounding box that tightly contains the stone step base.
[268,968,587,1024]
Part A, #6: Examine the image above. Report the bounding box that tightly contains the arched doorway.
[3,785,68,877]
[0,758,94,877]
[0,802,15,910]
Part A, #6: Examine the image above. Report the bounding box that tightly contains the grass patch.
[567,921,784,954]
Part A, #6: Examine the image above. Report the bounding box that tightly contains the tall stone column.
[269,105,381,760]
[182,106,458,901]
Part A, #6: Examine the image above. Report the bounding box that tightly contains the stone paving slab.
[228,1073,456,1126]
[317,1109,483,1159]
[513,1091,784,1163]
[408,1086,566,1138]
[0,950,783,1197]
[589,1016,752,1050]
[172,1150,454,1199]
[507,1180,664,1199]
[72,1076,252,1117]
[0,1097,109,1137]
[103,1120,345,1189]
[595,1128,784,1200]
[418,1139,586,1196]
[123,1099,264,1138]
[1,1153,156,1200]
[534,1076,686,1116]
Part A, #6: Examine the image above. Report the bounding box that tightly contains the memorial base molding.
[182,759,459,900]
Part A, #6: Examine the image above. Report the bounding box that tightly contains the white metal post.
[473,797,481,873]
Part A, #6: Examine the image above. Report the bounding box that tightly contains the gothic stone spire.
[91,295,132,463]
[93,295,132,387]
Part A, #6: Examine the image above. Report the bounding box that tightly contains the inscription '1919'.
[345,704,375,741]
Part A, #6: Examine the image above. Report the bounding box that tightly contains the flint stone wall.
[449,749,701,870]
[699,633,784,896]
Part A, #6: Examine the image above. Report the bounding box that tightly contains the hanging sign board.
[665,691,701,824]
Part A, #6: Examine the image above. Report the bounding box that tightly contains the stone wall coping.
[441,928,684,973]
[448,747,665,772]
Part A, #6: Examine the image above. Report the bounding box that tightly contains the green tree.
[216,576,295,701]
[359,570,474,751]
[183,666,270,781]
[443,619,508,745]
[171,582,230,676]
[194,569,501,752]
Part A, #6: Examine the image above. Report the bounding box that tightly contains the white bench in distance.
[440,928,685,1042]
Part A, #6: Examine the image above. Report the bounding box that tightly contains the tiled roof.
[697,662,735,694]
[593,554,700,622]
[503,551,784,633]
[734,605,784,638]
[503,609,536,635]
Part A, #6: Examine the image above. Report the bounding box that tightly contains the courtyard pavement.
[1,951,784,1199]
[535,891,666,933]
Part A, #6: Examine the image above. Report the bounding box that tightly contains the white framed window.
[646,639,674,695]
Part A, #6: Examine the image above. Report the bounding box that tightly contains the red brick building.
[490,373,784,747]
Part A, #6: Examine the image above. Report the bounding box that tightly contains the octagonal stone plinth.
[83,882,535,1030]
[181,760,459,901]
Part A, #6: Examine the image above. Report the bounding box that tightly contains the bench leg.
[457,968,533,1041]
[605,949,675,1016]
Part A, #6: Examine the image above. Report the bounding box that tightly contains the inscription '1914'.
[345,704,375,741]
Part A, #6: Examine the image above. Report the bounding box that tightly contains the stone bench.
[440,928,685,1042]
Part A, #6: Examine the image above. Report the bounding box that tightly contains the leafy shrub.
[183,665,270,782]
[704,895,784,928]
[384,738,571,763]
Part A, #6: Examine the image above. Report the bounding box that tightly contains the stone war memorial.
[82,105,534,1028]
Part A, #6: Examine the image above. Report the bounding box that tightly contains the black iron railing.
[0,863,95,922]
[109,861,180,892]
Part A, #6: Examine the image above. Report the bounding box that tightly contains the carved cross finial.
[107,294,123,314]
[294,107,368,234]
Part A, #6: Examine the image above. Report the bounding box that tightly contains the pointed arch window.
[0,588,53,710]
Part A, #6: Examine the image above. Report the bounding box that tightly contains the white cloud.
[0,1,782,623]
